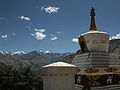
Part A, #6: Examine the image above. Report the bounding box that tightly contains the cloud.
[35,28,45,33]
[31,32,46,40]
[1,34,8,39]
[41,6,60,14]
[50,34,58,41]
[1,33,16,39]
[57,32,62,34]
[18,16,31,21]
[31,29,46,40]
[72,38,78,43]
[110,33,120,40]
[50,36,58,40]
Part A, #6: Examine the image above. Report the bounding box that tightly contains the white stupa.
[73,7,120,89]
[79,7,109,53]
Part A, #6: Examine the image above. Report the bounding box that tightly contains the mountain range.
[0,50,70,69]
[0,39,120,69]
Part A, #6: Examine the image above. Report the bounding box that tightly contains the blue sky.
[0,0,120,53]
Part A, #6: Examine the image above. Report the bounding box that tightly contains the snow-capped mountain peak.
[44,50,51,54]
[37,50,51,54]
[0,51,9,55]
[0,50,71,57]
[13,51,26,55]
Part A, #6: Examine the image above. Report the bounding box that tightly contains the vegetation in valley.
[0,66,43,90]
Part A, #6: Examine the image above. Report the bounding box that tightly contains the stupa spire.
[89,7,97,31]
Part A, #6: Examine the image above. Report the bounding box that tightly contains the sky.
[0,0,120,53]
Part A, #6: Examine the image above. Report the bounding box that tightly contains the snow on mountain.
[0,51,27,55]
[0,50,71,56]
[37,50,51,54]
[0,51,9,55]
[13,51,26,55]
[44,50,51,54]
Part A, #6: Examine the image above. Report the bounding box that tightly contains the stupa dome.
[79,7,109,53]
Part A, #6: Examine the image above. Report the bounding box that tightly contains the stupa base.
[72,52,120,88]
[75,73,120,87]
[75,84,120,90]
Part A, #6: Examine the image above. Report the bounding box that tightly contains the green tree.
[0,66,43,90]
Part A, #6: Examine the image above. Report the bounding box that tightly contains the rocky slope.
[0,55,31,67]
[108,39,120,54]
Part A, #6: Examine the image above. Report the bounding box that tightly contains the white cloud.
[31,33,35,37]
[72,38,78,43]
[35,28,45,33]
[1,34,8,39]
[31,29,46,40]
[57,32,62,34]
[50,34,58,40]
[41,6,60,14]
[18,16,31,21]
[110,33,120,40]
[50,36,58,40]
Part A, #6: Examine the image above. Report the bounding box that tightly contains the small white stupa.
[42,62,78,90]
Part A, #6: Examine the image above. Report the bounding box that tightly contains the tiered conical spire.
[89,7,97,31]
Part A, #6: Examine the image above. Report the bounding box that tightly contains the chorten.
[73,7,120,89]
[79,7,109,53]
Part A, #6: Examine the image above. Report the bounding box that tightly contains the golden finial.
[89,7,97,31]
